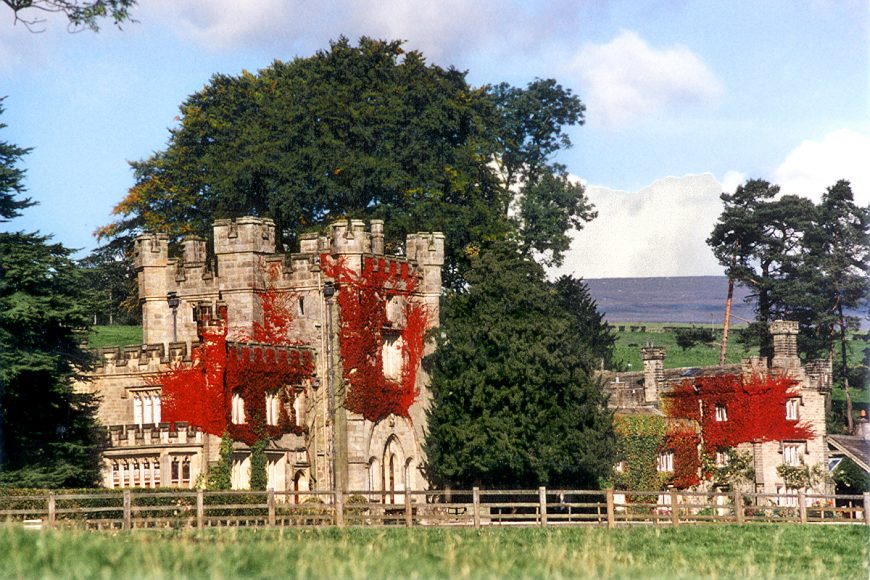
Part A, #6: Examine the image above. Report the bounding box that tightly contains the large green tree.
[0,104,103,488]
[0,99,33,222]
[423,242,615,488]
[707,179,817,359]
[803,180,869,432]
[98,37,591,288]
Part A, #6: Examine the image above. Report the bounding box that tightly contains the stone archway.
[383,435,404,504]
[365,415,421,500]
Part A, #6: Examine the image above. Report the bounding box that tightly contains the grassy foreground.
[1,524,867,579]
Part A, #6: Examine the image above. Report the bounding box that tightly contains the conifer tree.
[424,242,615,488]
[0,103,103,488]
[804,180,869,432]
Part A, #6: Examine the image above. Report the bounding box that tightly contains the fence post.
[196,490,204,529]
[606,489,615,529]
[334,490,344,528]
[539,487,548,527]
[670,489,679,526]
[472,487,481,529]
[46,492,56,529]
[863,492,870,526]
[798,489,807,524]
[733,489,744,524]
[404,490,413,527]
[268,489,276,527]
[122,490,131,531]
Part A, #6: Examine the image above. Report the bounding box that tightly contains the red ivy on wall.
[321,254,428,423]
[663,372,814,488]
[159,296,314,445]
[665,429,702,488]
[159,320,230,437]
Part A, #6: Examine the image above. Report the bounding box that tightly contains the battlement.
[213,216,277,255]
[805,358,833,392]
[133,232,170,268]
[93,343,191,373]
[108,422,204,447]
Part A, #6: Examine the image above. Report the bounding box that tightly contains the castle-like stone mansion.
[79,216,833,500]
[78,217,443,497]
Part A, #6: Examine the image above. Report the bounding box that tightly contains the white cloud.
[774,129,870,206]
[141,0,576,64]
[720,170,745,195]
[553,173,726,278]
[569,30,723,128]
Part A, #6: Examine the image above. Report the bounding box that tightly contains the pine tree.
[423,242,615,488]
[0,103,103,488]
[804,180,870,432]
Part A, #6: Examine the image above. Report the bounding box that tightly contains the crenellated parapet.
[805,358,833,393]
[108,422,203,447]
[93,343,193,375]
[136,216,443,348]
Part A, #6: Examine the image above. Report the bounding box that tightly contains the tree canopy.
[0,103,103,487]
[423,242,615,488]
[98,37,592,288]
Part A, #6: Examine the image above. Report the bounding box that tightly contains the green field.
[87,325,143,349]
[0,525,866,579]
[611,322,757,371]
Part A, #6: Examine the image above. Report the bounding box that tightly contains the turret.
[213,217,276,339]
[134,233,171,345]
[405,232,445,322]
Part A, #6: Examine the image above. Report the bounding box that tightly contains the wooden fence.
[2,488,868,530]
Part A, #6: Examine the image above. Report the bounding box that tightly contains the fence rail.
[2,488,868,530]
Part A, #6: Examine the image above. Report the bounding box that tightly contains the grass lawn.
[0,524,866,579]
[87,325,143,349]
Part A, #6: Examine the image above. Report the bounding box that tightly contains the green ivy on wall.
[612,415,670,493]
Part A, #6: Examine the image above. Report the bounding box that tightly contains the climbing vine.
[612,415,669,493]
[614,373,814,492]
[159,295,314,446]
[663,372,814,488]
[321,255,428,422]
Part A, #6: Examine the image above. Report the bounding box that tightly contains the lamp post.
[323,281,336,491]
[167,292,180,343]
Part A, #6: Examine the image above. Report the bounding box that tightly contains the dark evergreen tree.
[424,242,615,488]
[79,245,140,326]
[0,99,33,222]
[708,179,816,359]
[804,180,870,432]
[0,104,103,488]
[551,275,615,368]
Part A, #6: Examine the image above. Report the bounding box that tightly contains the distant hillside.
[586,276,868,328]
[585,276,754,325]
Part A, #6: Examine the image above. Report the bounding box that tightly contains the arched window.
[231,391,246,424]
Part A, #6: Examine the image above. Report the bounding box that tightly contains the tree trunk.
[720,268,735,366]
[837,301,854,433]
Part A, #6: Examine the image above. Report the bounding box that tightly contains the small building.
[604,320,831,499]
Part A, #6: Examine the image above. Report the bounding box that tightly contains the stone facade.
[79,217,444,497]
[605,320,832,496]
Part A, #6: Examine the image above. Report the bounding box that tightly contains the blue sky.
[1,0,867,277]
